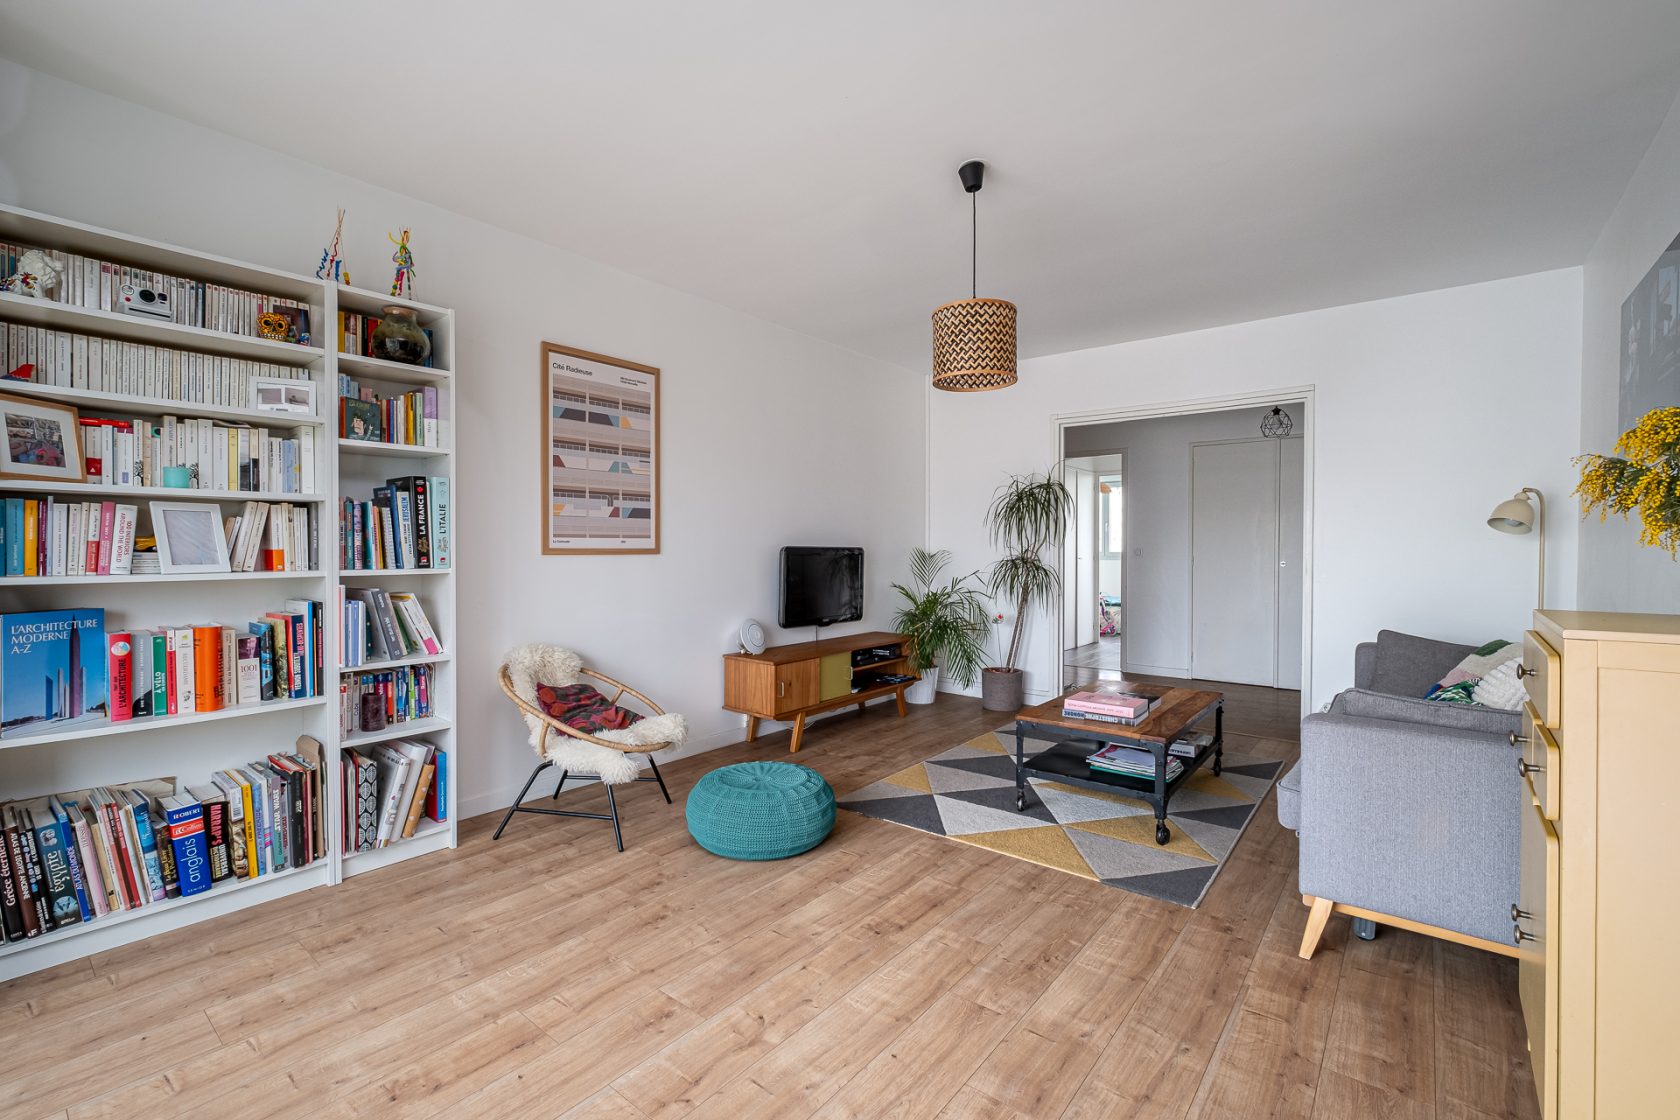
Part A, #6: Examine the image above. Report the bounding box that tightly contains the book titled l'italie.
[0,609,107,739]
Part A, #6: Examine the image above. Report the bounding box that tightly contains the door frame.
[1052,386,1316,715]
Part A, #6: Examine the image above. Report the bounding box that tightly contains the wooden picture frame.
[541,342,660,555]
[0,390,86,483]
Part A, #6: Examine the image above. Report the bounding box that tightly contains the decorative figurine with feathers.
[1,249,61,298]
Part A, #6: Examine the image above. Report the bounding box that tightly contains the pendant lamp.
[932,161,1017,392]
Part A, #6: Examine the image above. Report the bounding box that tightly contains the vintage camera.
[116,283,172,320]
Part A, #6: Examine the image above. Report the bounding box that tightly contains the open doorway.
[1062,454,1125,678]
[1057,396,1311,714]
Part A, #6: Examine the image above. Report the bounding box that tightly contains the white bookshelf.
[0,204,458,978]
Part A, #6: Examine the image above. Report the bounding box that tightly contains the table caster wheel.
[1155,822,1170,845]
[1213,755,1222,776]
[1016,792,1026,811]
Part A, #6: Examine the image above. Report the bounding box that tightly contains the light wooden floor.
[1,691,1538,1120]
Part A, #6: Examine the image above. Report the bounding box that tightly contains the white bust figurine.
[2,249,61,298]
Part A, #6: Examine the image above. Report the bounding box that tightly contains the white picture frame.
[251,376,315,414]
[150,501,231,573]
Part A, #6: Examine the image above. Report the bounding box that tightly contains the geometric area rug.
[837,726,1283,909]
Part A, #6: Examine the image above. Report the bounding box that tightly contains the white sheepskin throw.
[504,643,687,786]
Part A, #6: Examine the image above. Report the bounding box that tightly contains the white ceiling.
[4,2,1679,371]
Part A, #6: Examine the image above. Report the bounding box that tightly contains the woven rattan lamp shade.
[932,297,1018,392]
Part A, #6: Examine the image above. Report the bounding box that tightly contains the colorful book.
[0,609,107,738]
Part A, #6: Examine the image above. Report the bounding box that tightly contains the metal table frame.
[1013,701,1223,845]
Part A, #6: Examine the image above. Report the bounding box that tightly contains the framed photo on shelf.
[0,391,85,482]
[251,375,315,414]
[541,342,660,555]
[149,501,232,573]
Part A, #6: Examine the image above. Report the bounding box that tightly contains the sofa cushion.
[1339,687,1521,736]
[1276,761,1301,831]
[1367,630,1478,698]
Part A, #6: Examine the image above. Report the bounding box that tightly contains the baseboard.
[1122,662,1189,678]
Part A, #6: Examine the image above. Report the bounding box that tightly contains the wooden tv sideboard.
[723,630,917,753]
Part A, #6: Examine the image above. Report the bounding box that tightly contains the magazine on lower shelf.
[1087,742,1182,782]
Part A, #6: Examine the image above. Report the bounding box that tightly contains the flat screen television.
[779,546,864,629]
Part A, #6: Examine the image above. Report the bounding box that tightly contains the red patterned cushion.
[535,682,643,734]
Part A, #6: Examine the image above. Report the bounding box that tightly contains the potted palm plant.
[983,472,1073,711]
[891,548,989,704]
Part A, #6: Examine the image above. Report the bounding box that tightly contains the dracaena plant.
[890,548,989,687]
[985,472,1073,672]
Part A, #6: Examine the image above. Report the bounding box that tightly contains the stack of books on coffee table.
[1061,690,1157,724]
[1088,742,1183,782]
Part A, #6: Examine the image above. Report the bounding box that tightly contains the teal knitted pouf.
[686,761,836,860]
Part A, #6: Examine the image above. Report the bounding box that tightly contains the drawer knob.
[1517,759,1542,777]
[1513,922,1537,945]
[1516,664,1536,679]
[1512,904,1533,921]
[1509,732,1528,748]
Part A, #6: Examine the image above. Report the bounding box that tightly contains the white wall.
[0,61,927,818]
[1064,407,1304,679]
[929,269,1583,710]
[1578,88,1680,613]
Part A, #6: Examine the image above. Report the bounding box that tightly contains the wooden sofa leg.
[1300,895,1334,960]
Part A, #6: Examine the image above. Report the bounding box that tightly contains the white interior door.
[1191,439,1280,686]
[1276,437,1304,689]
[1072,468,1098,647]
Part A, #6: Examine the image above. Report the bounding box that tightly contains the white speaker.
[738,619,767,655]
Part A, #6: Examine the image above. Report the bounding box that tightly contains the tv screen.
[779,546,864,629]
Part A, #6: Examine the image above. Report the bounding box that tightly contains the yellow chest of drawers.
[1517,610,1680,1120]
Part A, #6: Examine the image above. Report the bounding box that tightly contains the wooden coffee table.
[1012,684,1224,845]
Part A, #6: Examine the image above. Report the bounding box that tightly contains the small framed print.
[252,376,316,414]
[0,391,85,482]
[149,501,232,573]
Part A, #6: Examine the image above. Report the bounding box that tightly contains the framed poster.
[541,342,660,555]
[0,391,85,482]
[1619,231,1680,430]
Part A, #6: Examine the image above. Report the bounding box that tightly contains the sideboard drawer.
[1521,702,1561,822]
[1522,630,1562,729]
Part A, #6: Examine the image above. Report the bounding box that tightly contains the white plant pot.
[904,667,940,705]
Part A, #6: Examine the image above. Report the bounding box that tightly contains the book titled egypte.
[0,609,107,738]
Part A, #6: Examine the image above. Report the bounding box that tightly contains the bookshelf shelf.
[339,567,451,578]
[336,352,450,386]
[0,290,325,367]
[342,716,453,750]
[0,859,327,961]
[0,570,321,587]
[336,439,451,459]
[0,379,326,427]
[343,651,454,673]
[0,696,329,752]
[0,479,325,502]
[0,202,457,980]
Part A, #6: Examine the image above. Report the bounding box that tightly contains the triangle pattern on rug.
[1220,759,1284,780]
[838,792,947,835]
[1105,865,1218,908]
[925,761,1018,795]
[1068,814,1216,863]
[1064,827,1216,880]
[933,793,1051,835]
[1031,781,1155,825]
[881,765,932,794]
[935,754,1022,783]
[953,825,1097,880]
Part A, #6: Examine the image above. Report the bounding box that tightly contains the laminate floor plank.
[0,689,1538,1120]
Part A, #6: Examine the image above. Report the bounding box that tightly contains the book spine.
[52,808,90,922]
[203,800,230,882]
[164,805,212,897]
[17,820,53,931]
[0,820,26,940]
[31,812,81,927]
[4,820,40,937]
[106,632,134,723]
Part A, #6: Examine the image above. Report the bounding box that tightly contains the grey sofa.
[1277,630,1523,957]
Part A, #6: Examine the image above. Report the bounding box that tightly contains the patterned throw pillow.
[1424,640,1520,704]
[534,682,643,734]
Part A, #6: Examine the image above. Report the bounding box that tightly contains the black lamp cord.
[971,190,978,299]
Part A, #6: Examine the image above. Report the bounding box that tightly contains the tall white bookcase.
[0,204,458,979]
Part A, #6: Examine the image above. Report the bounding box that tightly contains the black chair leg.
[551,769,570,799]
[494,760,552,840]
[605,784,624,852]
[647,756,672,804]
